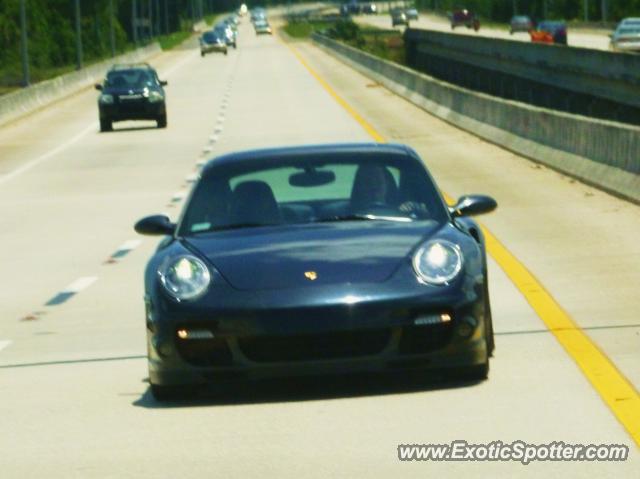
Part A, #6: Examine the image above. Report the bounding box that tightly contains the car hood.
[184,221,440,291]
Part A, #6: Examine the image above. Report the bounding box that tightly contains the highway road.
[356,10,613,50]
[0,13,638,478]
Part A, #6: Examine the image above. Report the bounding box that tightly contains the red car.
[530,21,567,45]
[450,9,480,31]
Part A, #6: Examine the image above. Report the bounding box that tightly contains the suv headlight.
[159,255,211,301]
[412,240,463,285]
[99,94,114,104]
[148,90,164,103]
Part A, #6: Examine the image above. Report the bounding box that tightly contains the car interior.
[180,163,438,234]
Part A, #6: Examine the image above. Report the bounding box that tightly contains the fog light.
[414,313,452,326]
[152,338,174,357]
[176,329,215,340]
[457,317,478,338]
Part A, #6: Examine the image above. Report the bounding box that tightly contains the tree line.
[0,0,240,87]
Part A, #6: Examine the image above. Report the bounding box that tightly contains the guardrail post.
[19,0,30,87]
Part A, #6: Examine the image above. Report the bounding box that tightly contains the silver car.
[610,23,640,52]
[254,19,272,35]
[509,15,532,34]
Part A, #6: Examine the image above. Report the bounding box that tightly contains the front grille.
[238,329,391,362]
[398,324,453,355]
[116,100,147,113]
[175,337,233,367]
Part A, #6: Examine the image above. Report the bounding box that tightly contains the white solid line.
[62,276,98,294]
[161,51,199,78]
[117,239,142,252]
[0,340,12,353]
[0,123,98,186]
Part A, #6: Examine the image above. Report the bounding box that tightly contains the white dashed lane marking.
[171,191,186,202]
[0,340,12,353]
[111,239,142,259]
[45,276,98,306]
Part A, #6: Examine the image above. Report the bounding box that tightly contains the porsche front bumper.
[146,288,489,386]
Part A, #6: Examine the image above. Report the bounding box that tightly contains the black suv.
[95,63,168,132]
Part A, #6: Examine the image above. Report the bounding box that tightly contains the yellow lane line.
[281,38,640,447]
[281,38,385,143]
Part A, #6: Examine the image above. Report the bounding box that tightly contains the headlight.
[412,240,463,285]
[148,90,164,103]
[159,255,211,301]
[99,94,114,104]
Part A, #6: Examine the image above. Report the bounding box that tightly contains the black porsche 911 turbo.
[135,143,497,400]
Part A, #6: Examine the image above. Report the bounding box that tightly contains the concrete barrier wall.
[404,29,640,110]
[0,43,162,128]
[311,33,640,203]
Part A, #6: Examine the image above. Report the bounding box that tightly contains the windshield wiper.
[316,214,412,223]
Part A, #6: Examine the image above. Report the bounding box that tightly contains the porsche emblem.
[304,271,318,281]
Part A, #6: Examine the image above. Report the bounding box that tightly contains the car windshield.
[178,152,448,235]
[203,32,219,42]
[106,69,156,88]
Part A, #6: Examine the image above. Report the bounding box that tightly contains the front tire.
[156,114,167,129]
[483,277,495,357]
[99,118,112,132]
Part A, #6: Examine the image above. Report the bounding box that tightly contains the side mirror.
[450,195,497,217]
[94,84,103,91]
[160,80,168,86]
[134,215,176,236]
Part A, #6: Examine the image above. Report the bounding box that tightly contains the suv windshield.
[106,69,156,89]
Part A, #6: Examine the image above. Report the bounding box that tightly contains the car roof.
[202,143,418,173]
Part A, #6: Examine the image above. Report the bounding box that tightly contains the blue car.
[135,143,497,400]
